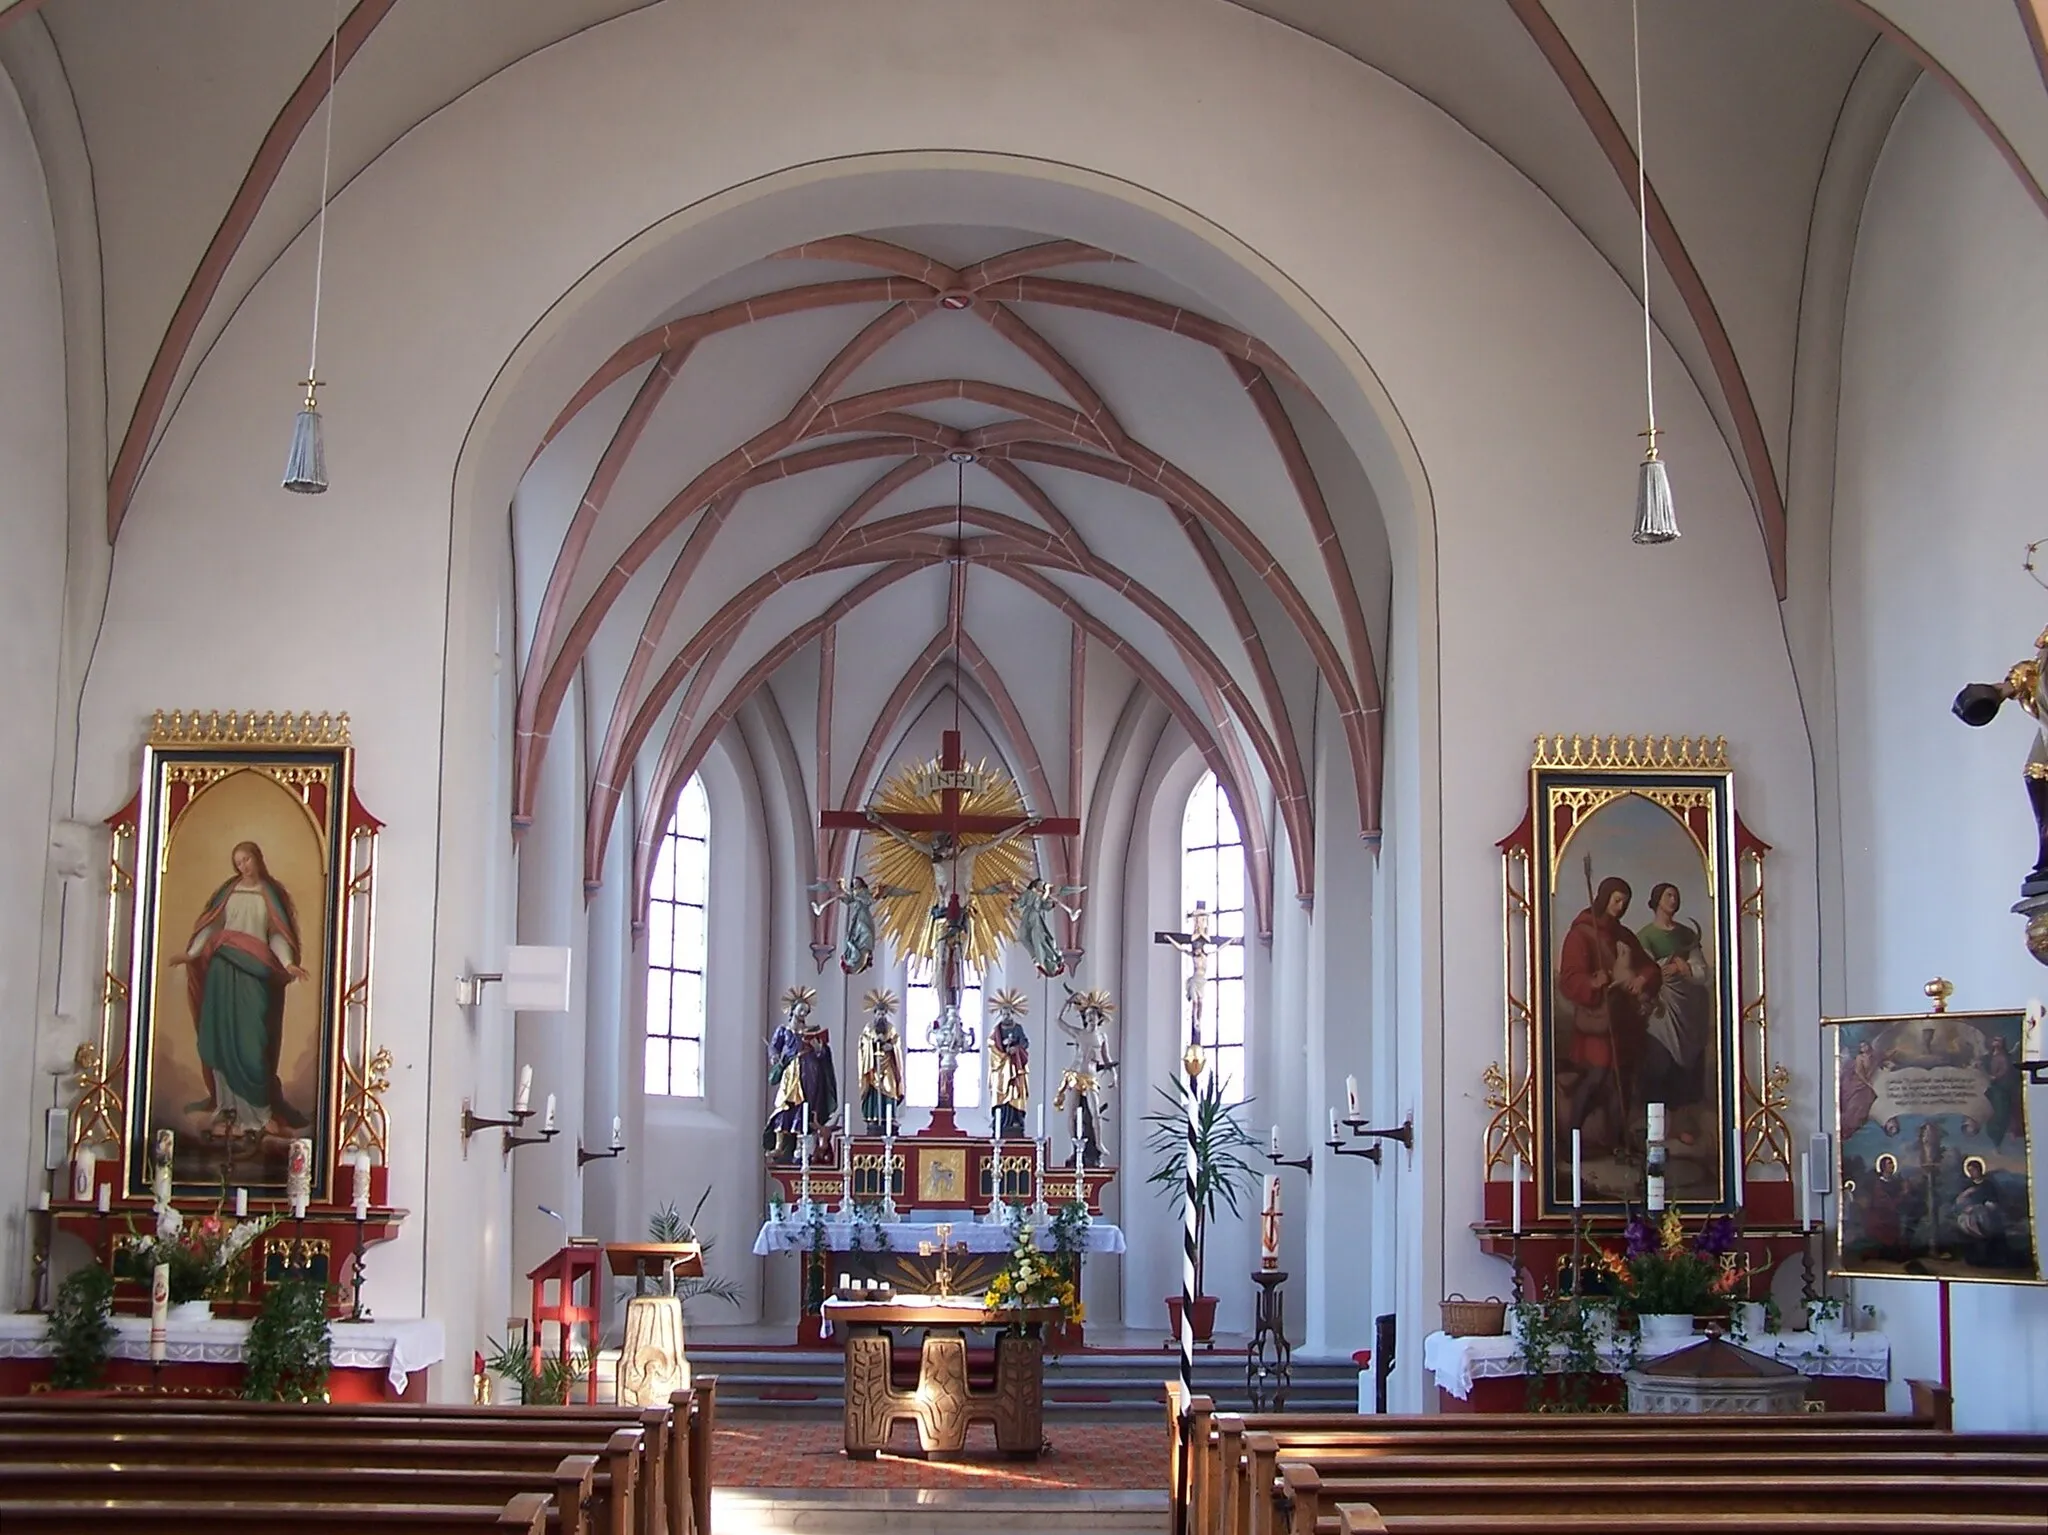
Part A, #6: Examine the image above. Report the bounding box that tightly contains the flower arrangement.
[1596,1209,1745,1317]
[983,1215,1083,1326]
[115,1206,275,1304]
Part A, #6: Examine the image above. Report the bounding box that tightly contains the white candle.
[1270,1125,1280,1157]
[1036,1104,1045,1140]
[1263,1173,1281,1215]
[1732,1143,1745,1209]
[95,1183,110,1215]
[1260,1175,1281,1264]
[1345,1075,1360,1118]
[71,1151,94,1203]
[151,1164,171,1208]
[515,1064,533,1114]
[1647,1101,1666,1141]
[2026,1000,2045,1062]
[1328,1107,1339,1143]
[610,1115,623,1150]
[286,1138,312,1218]
[1800,1152,1813,1230]
[33,1190,50,1212]
[233,1187,248,1219]
[885,1102,894,1139]
[1571,1128,1583,1210]
[543,1092,557,1133]
[800,1135,810,1171]
[1647,1174,1665,1213]
[352,1154,372,1218]
[1511,1153,1522,1235]
[149,1263,169,1364]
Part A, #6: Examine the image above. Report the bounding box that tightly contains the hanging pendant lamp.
[284,4,340,495]
[1629,0,1677,545]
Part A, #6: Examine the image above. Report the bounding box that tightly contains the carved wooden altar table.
[822,1296,1060,1459]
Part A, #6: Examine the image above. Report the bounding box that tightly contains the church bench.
[1277,1463,2048,1535]
[0,1493,555,1534]
[1332,1505,2048,1535]
[0,1378,715,1535]
[0,1452,620,1535]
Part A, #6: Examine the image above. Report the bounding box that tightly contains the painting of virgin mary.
[167,840,312,1137]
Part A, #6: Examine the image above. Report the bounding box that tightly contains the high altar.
[756,729,1123,1346]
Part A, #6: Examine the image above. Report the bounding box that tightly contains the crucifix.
[917,1221,966,1298]
[821,728,1079,1130]
[1153,901,1242,1061]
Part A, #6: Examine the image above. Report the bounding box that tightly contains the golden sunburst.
[865,754,1035,975]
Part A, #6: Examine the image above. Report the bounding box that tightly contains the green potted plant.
[45,1265,117,1391]
[241,1272,333,1402]
[1142,1071,1260,1343]
[647,1191,744,1318]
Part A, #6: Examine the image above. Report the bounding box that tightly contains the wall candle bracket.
[1326,1132,1383,1167]
[1266,1148,1314,1176]
[1342,1112,1415,1151]
[460,1099,533,1158]
[502,1123,559,1157]
[577,1141,624,1169]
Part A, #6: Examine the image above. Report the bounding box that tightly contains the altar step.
[692,1344,1363,1418]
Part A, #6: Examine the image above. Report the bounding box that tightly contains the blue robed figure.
[168,840,311,1136]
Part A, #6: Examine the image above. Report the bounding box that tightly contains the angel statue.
[857,988,905,1134]
[809,875,912,974]
[763,985,837,1162]
[986,988,1032,1138]
[996,878,1086,976]
[1053,985,1118,1168]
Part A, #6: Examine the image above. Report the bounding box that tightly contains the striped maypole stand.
[1179,1042,1204,1408]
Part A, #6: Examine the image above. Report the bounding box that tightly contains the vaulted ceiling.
[9,0,2048,931]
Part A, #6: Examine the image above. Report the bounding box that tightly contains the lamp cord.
[306,0,340,387]
[1632,0,1657,447]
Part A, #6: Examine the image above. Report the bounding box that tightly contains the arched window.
[903,965,984,1108]
[1181,770,1247,1100]
[645,774,709,1097]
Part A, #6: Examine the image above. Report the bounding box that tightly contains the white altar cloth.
[1422,1327,1891,1401]
[752,1218,1125,1256]
[0,1314,447,1394]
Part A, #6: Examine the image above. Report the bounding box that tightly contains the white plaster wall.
[1832,77,2048,1430]
[54,0,1819,1391]
[0,57,67,1282]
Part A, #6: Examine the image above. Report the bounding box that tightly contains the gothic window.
[903,965,985,1108]
[1181,770,1247,1100]
[645,773,709,1097]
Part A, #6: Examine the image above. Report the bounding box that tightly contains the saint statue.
[763,986,838,1162]
[1053,986,1118,1168]
[986,988,1032,1138]
[1955,622,2048,899]
[856,988,905,1134]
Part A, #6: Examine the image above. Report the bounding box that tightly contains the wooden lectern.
[527,1241,603,1401]
[604,1241,703,1294]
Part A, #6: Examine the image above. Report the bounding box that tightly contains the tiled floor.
[714,1417,1166,1490]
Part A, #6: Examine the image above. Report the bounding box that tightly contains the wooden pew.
[1332,1505,2048,1535]
[1279,1462,2048,1535]
[0,1493,554,1534]
[0,1379,718,1535]
[0,1454,610,1535]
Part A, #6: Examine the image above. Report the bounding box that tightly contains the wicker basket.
[1439,1293,1507,1337]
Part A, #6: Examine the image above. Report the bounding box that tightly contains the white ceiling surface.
[14,0,2048,885]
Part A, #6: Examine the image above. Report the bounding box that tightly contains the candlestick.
[1800,1152,1813,1230]
[95,1182,110,1215]
[149,1263,169,1363]
[1345,1075,1360,1118]
[1571,1128,1583,1210]
[543,1093,557,1133]
[71,1151,94,1203]
[514,1064,533,1114]
[610,1115,624,1150]
[234,1187,248,1219]
[1511,1153,1522,1235]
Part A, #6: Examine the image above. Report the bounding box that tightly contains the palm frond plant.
[648,1189,744,1318]
[1142,1073,1260,1297]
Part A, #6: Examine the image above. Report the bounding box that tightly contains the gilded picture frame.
[1487,737,1789,1218]
[1826,1008,2038,1285]
[74,712,384,1205]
